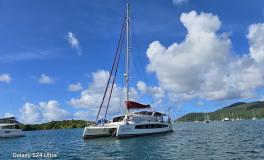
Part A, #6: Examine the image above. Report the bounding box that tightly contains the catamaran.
[82,3,173,139]
[252,109,256,120]
[0,117,25,138]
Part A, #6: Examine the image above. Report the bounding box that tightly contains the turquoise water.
[1,120,264,160]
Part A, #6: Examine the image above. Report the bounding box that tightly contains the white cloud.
[68,82,83,92]
[146,11,264,101]
[19,100,68,124]
[38,73,54,84]
[0,73,11,83]
[39,101,69,122]
[248,23,264,63]
[137,81,165,99]
[74,110,91,120]
[4,112,15,118]
[172,0,189,6]
[67,32,82,56]
[20,103,41,124]
[69,70,138,119]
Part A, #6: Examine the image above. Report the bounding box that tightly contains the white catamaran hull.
[83,123,173,139]
[83,125,118,139]
[0,129,25,138]
[116,123,173,138]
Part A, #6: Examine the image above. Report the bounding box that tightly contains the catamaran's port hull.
[82,126,117,139]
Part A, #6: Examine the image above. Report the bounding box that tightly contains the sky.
[1,0,264,123]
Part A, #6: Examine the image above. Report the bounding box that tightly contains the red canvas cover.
[126,101,151,109]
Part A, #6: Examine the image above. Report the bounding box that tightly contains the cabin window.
[135,124,168,129]
[1,125,19,129]
[112,116,125,122]
[135,125,143,129]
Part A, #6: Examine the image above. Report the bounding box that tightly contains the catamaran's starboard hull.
[0,129,25,138]
[116,130,173,138]
[116,123,173,138]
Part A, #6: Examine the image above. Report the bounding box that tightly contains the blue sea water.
[1,120,264,160]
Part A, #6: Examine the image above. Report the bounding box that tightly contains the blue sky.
[1,0,264,123]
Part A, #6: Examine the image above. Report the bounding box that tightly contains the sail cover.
[126,101,151,109]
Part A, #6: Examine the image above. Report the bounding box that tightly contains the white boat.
[83,111,173,139]
[230,112,235,121]
[83,3,173,139]
[222,117,230,121]
[252,110,257,120]
[0,117,25,138]
[203,112,210,123]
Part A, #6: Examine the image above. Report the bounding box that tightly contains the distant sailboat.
[203,112,210,123]
[221,112,230,121]
[235,113,240,121]
[230,112,235,121]
[222,117,230,121]
[194,114,199,122]
[252,109,256,120]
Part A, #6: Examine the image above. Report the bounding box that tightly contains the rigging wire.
[104,36,124,120]
[95,16,126,122]
[103,22,126,121]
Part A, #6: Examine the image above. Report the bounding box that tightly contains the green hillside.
[22,120,93,131]
[177,101,264,121]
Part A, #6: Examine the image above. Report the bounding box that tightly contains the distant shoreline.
[21,120,93,131]
[177,101,264,122]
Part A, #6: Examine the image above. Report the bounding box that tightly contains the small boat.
[252,110,257,120]
[0,117,25,138]
[203,112,210,123]
[83,3,173,139]
[221,112,231,121]
[235,113,240,121]
[222,117,230,121]
[231,112,235,121]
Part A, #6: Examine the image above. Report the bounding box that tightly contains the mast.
[125,2,130,111]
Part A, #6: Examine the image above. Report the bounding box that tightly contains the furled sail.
[126,101,151,109]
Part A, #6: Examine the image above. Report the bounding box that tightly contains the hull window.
[135,124,168,129]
